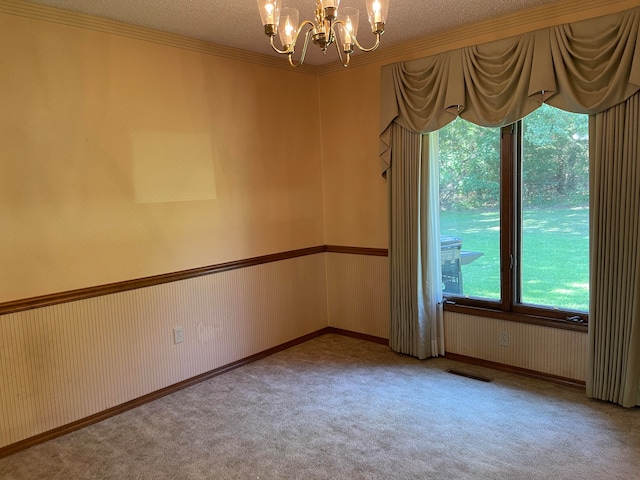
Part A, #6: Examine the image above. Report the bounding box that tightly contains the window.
[438,104,589,322]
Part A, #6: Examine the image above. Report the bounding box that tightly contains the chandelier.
[257,0,390,67]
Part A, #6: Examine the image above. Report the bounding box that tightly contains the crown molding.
[0,0,320,75]
[3,0,636,77]
[319,0,640,75]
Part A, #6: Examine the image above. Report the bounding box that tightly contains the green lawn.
[440,208,589,311]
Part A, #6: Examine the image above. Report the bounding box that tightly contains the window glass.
[520,105,589,311]
[438,118,501,300]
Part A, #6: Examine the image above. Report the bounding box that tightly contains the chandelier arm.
[293,20,317,47]
[269,35,292,55]
[333,37,350,67]
[352,32,381,53]
[288,27,314,67]
[269,20,317,55]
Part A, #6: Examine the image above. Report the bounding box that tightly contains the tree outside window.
[438,104,589,318]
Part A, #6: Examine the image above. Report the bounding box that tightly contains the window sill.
[443,303,589,333]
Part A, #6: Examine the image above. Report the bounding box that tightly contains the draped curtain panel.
[381,6,640,404]
[418,133,445,358]
[387,124,421,356]
[388,123,421,357]
[588,91,640,408]
[388,125,445,359]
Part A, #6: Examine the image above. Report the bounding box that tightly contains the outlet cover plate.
[174,327,184,344]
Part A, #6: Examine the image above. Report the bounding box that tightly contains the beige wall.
[0,11,324,303]
[320,63,389,248]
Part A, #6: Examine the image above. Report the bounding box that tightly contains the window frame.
[442,121,589,330]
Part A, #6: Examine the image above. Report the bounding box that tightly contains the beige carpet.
[1,334,639,479]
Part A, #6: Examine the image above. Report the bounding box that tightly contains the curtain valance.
[380,7,640,173]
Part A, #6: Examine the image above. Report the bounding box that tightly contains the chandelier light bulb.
[265,3,274,24]
[366,0,388,33]
[284,17,294,44]
[372,1,382,23]
[278,7,299,48]
[344,16,353,44]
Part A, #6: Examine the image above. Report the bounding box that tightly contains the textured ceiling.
[25,0,561,65]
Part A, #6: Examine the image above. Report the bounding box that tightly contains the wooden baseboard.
[326,327,390,345]
[1,328,584,458]
[0,327,332,459]
[330,332,585,389]
[444,353,586,390]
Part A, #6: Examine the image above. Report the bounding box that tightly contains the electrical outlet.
[499,331,509,347]
[173,327,184,345]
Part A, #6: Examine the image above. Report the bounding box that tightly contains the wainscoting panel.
[325,253,390,339]
[0,254,327,449]
[444,312,588,381]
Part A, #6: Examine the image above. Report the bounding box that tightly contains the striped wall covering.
[326,254,588,381]
[444,312,588,381]
[325,253,390,339]
[1,251,591,451]
[0,254,327,449]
